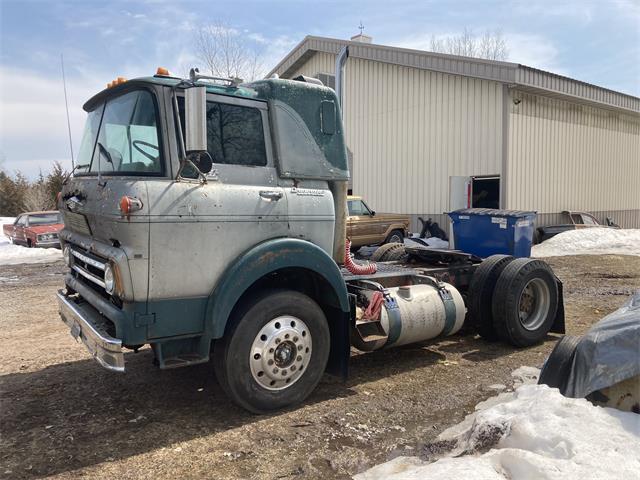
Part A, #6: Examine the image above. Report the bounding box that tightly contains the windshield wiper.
[97,142,114,168]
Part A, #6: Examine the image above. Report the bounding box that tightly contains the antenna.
[60,53,75,169]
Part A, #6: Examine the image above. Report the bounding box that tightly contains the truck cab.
[58,70,351,412]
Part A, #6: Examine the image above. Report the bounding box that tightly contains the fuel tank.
[351,283,466,352]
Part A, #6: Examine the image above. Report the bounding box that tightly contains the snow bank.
[532,228,640,257]
[0,217,62,265]
[356,383,640,480]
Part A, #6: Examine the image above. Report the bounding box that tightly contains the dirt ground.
[1,255,639,479]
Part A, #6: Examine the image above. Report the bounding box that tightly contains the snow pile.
[532,228,640,257]
[356,383,640,480]
[0,217,62,265]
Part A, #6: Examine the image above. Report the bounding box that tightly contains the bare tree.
[195,22,263,82]
[430,28,508,61]
[24,183,52,212]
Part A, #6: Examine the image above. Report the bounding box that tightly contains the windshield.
[29,213,61,225]
[76,89,163,175]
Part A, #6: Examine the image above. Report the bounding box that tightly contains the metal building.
[268,35,640,230]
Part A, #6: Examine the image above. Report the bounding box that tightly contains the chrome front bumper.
[57,290,125,372]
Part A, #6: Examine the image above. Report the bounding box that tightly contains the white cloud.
[0,66,102,176]
[505,33,563,73]
[512,1,595,25]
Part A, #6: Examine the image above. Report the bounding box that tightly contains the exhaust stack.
[331,46,350,265]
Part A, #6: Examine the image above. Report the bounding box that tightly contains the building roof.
[268,36,640,115]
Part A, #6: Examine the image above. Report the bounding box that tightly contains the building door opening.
[449,175,501,211]
[472,176,500,209]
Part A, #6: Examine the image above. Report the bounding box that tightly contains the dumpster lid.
[449,208,537,218]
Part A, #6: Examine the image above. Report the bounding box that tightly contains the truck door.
[146,94,287,338]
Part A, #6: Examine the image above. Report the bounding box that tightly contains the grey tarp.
[564,291,640,398]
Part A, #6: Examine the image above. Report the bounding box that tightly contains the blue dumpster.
[448,208,537,258]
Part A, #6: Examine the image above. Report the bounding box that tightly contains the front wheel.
[213,290,330,413]
[385,229,404,245]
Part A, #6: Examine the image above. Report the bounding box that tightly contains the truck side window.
[178,98,267,167]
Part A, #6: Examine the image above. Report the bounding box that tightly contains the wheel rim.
[389,234,402,243]
[517,278,550,331]
[250,315,312,391]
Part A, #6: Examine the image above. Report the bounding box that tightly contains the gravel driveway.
[1,255,638,479]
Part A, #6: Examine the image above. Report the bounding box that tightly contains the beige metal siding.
[344,58,503,214]
[288,52,336,79]
[506,90,640,217]
[286,53,504,215]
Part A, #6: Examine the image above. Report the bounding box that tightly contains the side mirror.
[185,86,207,155]
[178,86,212,180]
[371,210,376,216]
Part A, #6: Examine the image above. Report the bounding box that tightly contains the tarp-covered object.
[564,291,640,398]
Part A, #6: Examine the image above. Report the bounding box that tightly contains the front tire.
[385,229,404,244]
[213,290,330,413]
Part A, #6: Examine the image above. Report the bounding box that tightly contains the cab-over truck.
[57,67,564,413]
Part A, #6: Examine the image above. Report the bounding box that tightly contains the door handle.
[259,190,283,201]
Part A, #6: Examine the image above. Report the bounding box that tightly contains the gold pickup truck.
[347,196,410,249]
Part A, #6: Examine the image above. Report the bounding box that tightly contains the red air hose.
[344,238,377,275]
[362,291,384,320]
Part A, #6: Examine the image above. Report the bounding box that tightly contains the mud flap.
[550,276,566,334]
[325,300,353,380]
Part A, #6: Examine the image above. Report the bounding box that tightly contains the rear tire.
[213,290,330,413]
[384,244,407,261]
[371,242,402,262]
[468,255,515,341]
[538,335,581,394]
[385,229,404,245]
[492,258,559,347]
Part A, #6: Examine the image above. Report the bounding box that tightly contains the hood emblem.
[66,196,84,212]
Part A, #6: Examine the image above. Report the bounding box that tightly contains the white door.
[449,176,472,245]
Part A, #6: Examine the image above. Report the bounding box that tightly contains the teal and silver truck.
[57,65,564,413]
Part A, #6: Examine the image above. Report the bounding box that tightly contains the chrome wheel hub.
[250,316,312,391]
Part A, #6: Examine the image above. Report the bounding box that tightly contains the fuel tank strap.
[417,274,458,336]
[440,289,457,336]
[384,295,402,346]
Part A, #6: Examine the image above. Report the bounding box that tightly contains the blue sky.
[0,0,638,178]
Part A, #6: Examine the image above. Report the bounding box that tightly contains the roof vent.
[350,33,372,43]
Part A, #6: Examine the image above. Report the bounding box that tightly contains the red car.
[3,211,63,248]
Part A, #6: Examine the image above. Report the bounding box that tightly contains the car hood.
[28,224,64,234]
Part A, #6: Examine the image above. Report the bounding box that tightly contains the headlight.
[62,245,72,267]
[104,263,115,295]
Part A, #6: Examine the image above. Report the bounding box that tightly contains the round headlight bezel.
[104,263,115,295]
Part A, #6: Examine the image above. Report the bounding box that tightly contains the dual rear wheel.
[468,256,559,347]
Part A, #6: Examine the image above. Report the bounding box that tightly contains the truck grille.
[69,245,107,292]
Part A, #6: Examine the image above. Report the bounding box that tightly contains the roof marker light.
[156,67,170,76]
